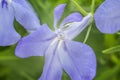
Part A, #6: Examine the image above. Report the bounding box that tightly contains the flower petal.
[54,4,66,29]
[64,13,92,40]
[58,40,96,80]
[60,12,82,28]
[15,24,56,58]
[13,0,32,9]
[12,2,40,32]
[13,0,36,14]
[94,0,120,33]
[39,42,62,80]
[0,4,20,46]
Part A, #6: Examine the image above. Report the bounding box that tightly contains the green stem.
[91,0,96,14]
[71,0,88,16]
[83,0,96,43]
[83,24,92,43]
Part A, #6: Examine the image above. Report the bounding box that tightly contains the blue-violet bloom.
[0,0,40,46]
[15,4,96,80]
[94,0,120,34]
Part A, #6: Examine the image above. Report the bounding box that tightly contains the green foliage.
[0,0,120,80]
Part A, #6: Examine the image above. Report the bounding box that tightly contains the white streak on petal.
[50,37,58,47]
[57,40,63,50]
[64,13,93,40]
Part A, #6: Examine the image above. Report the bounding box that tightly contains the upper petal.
[39,42,62,80]
[58,40,96,80]
[13,0,38,21]
[12,2,40,32]
[60,12,82,28]
[0,4,20,46]
[94,0,120,33]
[54,4,66,29]
[13,0,34,11]
[64,13,92,40]
[15,24,56,58]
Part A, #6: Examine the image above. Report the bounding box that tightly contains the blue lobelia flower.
[0,0,40,46]
[15,4,96,80]
[94,0,120,34]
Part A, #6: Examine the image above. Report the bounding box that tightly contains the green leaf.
[103,45,120,54]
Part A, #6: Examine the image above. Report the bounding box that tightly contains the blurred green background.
[0,0,120,80]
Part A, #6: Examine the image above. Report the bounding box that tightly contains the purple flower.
[15,4,96,80]
[0,0,40,46]
[94,0,120,34]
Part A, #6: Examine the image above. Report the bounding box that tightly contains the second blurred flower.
[0,0,40,46]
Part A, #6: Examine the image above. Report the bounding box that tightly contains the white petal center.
[55,29,65,40]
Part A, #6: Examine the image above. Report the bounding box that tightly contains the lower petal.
[58,40,96,80]
[39,42,62,80]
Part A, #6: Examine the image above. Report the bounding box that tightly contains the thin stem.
[71,0,88,16]
[83,0,95,43]
[91,0,96,14]
[83,24,92,43]
[102,45,120,54]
